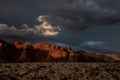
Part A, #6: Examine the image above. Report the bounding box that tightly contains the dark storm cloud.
[35,0,120,30]
[44,0,120,29]
[0,0,120,51]
[0,0,120,28]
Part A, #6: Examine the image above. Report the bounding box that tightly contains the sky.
[0,0,120,52]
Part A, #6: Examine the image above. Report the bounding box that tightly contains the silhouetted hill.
[0,39,6,43]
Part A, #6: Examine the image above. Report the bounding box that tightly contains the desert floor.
[0,63,120,80]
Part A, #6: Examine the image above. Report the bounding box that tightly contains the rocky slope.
[0,39,120,62]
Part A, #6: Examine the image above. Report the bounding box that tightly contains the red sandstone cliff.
[0,39,119,62]
[33,42,74,62]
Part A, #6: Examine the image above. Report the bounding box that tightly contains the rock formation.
[33,42,74,62]
[0,40,17,62]
[0,39,120,63]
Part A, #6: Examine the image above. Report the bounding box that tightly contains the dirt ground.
[0,63,120,80]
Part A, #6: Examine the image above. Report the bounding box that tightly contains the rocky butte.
[0,39,120,63]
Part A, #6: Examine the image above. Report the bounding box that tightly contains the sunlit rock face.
[33,42,51,50]
[33,42,75,62]
[15,42,79,62]
[14,41,25,50]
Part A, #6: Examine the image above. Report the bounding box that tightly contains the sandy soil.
[0,63,120,80]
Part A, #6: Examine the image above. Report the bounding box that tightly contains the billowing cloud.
[0,16,61,41]
[36,15,61,36]
[37,15,74,30]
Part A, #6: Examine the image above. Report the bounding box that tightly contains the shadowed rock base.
[0,63,120,80]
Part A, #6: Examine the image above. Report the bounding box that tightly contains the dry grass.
[0,63,120,80]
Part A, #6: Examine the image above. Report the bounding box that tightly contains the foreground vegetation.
[0,63,120,80]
